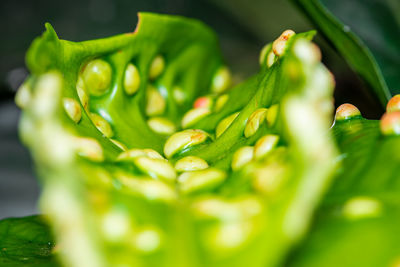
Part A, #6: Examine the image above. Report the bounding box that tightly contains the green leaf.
[16,15,340,267]
[287,114,400,267]
[291,0,399,105]
[288,205,400,267]
[0,216,58,267]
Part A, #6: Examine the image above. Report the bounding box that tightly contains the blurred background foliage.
[0,0,398,218]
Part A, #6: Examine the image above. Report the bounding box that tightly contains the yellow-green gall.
[215,94,229,112]
[343,196,382,220]
[124,63,140,95]
[266,104,278,126]
[178,168,227,194]
[181,108,211,129]
[148,117,176,135]
[82,59,112,96]
[211,66,231,93]
[146,86,166,116]
[74,137,104,162]
[134,157,176,183]
[149,55,165,80]
[174,156,208,172]
[90,113,114,138]
[244,108,268,137]
[232,146,254,171]
[76,77,89,110]
[254,135,279,159]
[216,112,239,138]
[164,129,209,158]
[63,98,82,123]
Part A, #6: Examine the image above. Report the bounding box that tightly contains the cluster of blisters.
[331,97,400,224]
[381,95,400,136]
[333,95,400,137]
[181,67,232,129]
[161,129,228,194]
[15,25,349,267]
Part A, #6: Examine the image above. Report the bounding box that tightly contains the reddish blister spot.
[335,103,361,121]
[194,97,211,109]
[191,133,203,142]
[281,30,294,40]
[387,95,400,113]
[380,111,400,136]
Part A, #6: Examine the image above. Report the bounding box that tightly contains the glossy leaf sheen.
[0,216,58,267]
[288,117,400,267]
[291,0,396,105]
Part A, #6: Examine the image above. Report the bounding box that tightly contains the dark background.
[0,0,384,219]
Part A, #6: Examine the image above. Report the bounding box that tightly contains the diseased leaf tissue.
[4,10,400,267]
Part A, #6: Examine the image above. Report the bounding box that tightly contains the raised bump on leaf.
[149,55,165,80]
[76,77,89,110]
[124,63,141,95]
[90,113,113,138]
[253,161,287,195]
[215,94,229,111]
[74,137,104,162]
[178,168,227,194]
[343,196,382,220]
[266,51,276,67]
[164,129,210,158]
[205,222,254,252]
[82,59,112,96]
[134,226,163,253]
[192,196,263,221]
[293,40,321,64]
[147,117,176,135]
[380,111,400,136]
[211,66,231,93]
[134,156,176,182]
[172,86,186,104]
[63,98,82,123]
[117,148,164,161]
[232,146,254,171]
[272,29,295,56]
[15,83,31,109]
[118,173,176,202]
[146,85,166,116]
[334,103,361,121]
[101,209,132,242]
[174,156,209,172]
[254,135,279,159]
[194,96,213,109]
[181,108,211,129]
[387,95,400,113]
[266,104,278,126]
[244,108,268,138]
[216,112,240,138]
